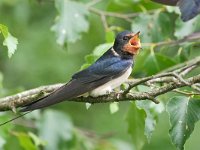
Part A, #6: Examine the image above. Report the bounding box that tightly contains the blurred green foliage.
[0,0,200,150]
[0,24,18,58]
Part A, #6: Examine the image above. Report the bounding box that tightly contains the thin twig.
[100,14,109,30]
[88,7,133,22]
[86,0,102,7]
[142,32,200,49]
[192,84,200,93]
[173,89,200,96]
[179,65,198,76]
[162,56,200,73]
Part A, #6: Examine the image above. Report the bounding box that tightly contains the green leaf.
[0,24,18,58]
[136,100,164,142]
[131,14,152,42]
[109,102,119,114]
[93,43,113,56]
[142,50,159,75]
[28,132,46,147]
[80,63,91,70]
[165,6,180,14]
[80,54,96,70]
[155,53,176,69]
[107,0,136,12]
[133,50,160,75]
[134,50,177,75]
[52,0,89,45]
[0,113,13,138]
[85,54,96,64]
[136,85,165,142]
[0,72,3,89]
[85,103,91,109]
[3,33,18,58]
[175,18,196,38]
[167,96,200,150]
[105,30,115,43]
[126,102,146,150]
[108,0,161,13]
[37,110,73,150]
[80,43,113,70]
[0,136,6,149]
[14,132,37,150]
[175,16,200,38]
[131,11,174,43]
[0,24,9,38]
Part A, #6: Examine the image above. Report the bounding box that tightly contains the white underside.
[89,67,132,97]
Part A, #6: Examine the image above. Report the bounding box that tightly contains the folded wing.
[21,49,133,111]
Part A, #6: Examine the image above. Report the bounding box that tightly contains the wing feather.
[21,49,133,111]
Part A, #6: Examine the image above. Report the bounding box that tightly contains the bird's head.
[113,30,141,55]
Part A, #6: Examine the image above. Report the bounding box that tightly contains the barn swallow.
[21,30,141,112]
[151,0,200,21]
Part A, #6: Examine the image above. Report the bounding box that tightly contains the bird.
[21,30,141,112]
[151,0,200,21]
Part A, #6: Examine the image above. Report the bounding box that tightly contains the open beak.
[122,31,141,55]
[129,31,141,50]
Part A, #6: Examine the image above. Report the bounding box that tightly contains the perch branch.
[0,57,199,111]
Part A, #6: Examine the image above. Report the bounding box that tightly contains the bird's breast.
[90,67,132,97]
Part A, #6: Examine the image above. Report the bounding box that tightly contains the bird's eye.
[123,36,128,40]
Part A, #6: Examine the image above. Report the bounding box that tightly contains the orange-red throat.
[123,31,141,55]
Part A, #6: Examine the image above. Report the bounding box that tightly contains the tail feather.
[20,94,61,112]
[20,79,97,112]
[20,82,79,112]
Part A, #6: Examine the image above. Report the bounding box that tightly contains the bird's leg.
[116,90,124,99]
[106,88,113,95]
[110,88,123,99]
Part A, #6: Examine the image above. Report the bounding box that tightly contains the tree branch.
[142,32,200,49]
[86,2,162,29]
[0,57,199,112]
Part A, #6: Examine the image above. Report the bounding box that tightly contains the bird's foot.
[109,90,123,99]
[106,89,113,95]
[116,90,123,99]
